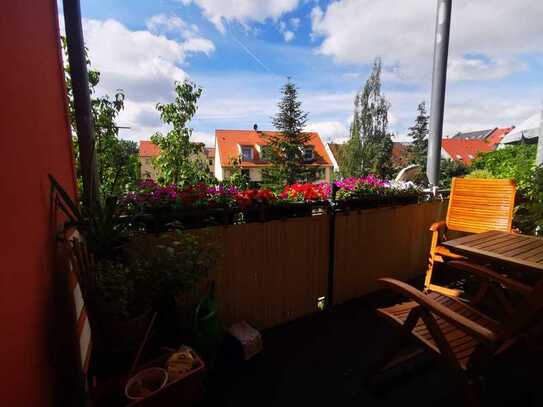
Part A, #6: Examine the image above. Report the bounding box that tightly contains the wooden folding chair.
[374,260,541,406]
[424,178,516,299]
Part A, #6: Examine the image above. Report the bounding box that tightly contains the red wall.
[0,2,80,406]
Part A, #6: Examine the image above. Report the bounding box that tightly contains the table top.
[443,230,543,272]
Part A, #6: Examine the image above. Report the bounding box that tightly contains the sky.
[58,0,543,146]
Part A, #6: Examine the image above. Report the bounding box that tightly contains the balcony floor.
[202,285,543,407]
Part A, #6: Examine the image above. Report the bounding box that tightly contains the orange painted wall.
[0,2,80,406]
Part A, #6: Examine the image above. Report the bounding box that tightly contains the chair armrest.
[378,278,499,344]
[429,220,446,232]
[447,260,533,296]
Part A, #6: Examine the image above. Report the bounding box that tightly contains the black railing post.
[326,183,338,309]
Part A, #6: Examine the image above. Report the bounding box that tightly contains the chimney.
[253,124,258,131]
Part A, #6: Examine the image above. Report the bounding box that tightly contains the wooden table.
[443,230,543,272]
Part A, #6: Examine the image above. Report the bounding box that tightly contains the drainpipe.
[537,102,543,166]
[426,0,452,191]
[63,0,98,210]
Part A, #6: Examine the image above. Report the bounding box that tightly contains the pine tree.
[359,58,393,178]
[407,101,429,168]
[263,79,311,187]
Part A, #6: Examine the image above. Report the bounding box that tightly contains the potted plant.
[121,230,220,344]
[94,257,153,353]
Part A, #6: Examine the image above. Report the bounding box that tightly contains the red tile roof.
[139,140,160,157]
[485,127,513,147]
[391,143,410,167]
[139,141,215,158]
[441,139,494,165]
[215,130,333,167]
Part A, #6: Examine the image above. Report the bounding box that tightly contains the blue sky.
[64,0,543,146]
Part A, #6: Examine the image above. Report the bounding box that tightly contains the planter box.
[127,349,205,407]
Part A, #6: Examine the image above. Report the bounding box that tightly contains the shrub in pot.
[94,258,153,353]
[122,230,220,344]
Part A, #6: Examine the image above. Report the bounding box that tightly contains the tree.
[407,101,429,168]
[471,144,537,195]
[440,159,468,188]
[342,59,393,178]
[340,94,364,178]
[225,156,249,190]
[151,80,211,186]
[263,79,311,187]
[359,58,393,178]
[61,37,140,198]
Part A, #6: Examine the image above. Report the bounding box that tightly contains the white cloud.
[192,131,215,146]
[182,0,301,32]
[311,0,543,82]
[306,121,349,143]
[283,30,294,42]
[83,18,214,100]
[278,16,299,42]
[76,17,214,141]
[289,17,300,30]
[448,57,527,81]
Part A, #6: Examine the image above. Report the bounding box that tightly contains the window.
[456,154,462,160]
[241,146,253,161]
[208,159,213,166]
[303,147,314,161]
[261,145,272,161]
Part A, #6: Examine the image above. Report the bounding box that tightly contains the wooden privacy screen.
[196,201,446,329]
[333,201,446,305]
[208,215,330,329]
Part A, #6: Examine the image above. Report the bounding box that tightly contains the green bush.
[471,144,541,233]
[465,169,495,179]
[471,144,536,195]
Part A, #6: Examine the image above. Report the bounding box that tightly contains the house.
[325,141,411,172]
[452,127,513,148]
[139,140,161,179]
[442,127,513,165]
[205,147,215,173]
[500,113,540,145]
[138,140,215,180]
[214,129,334,183]
[391,142,411,168]
[441,139,494,165]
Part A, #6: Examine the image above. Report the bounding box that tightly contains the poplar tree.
[359,58,393,178]
[340,94,364,177]
[341,58,393,178]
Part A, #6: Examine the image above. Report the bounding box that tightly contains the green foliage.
[340,97,364,178]
[263,79,312,187]
[95,258,150,319]
[465,169,495,179]
[225,156,249,190]
[61,37,140,199]
[50,175,133,259]
[123,231,219,301]
[342,58,393,178]
[470,144,540,233]
[407,101,429,169]
[515,166,543,234]
[471,144,537,195]
[151,80,212,186]
[440,159,469,188]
